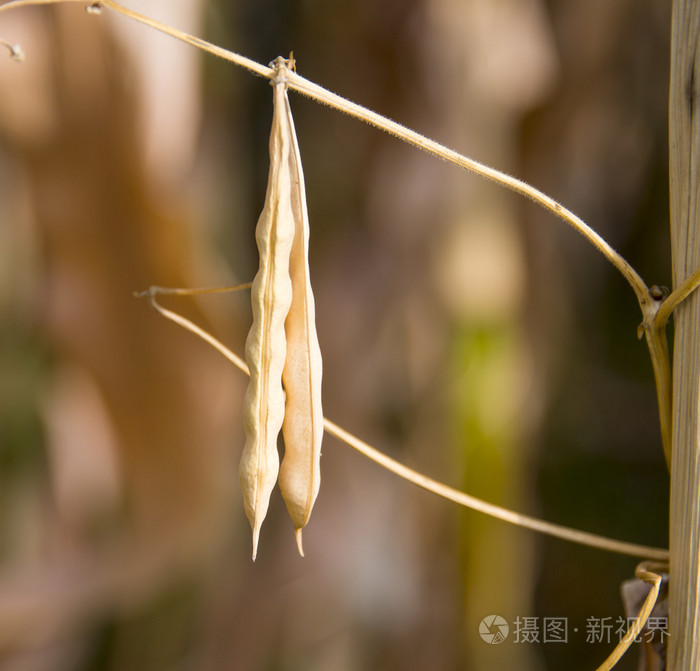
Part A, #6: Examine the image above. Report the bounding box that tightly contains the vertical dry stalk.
[240,61,295,560]
[278,60,323,558]
[668,0,700,667]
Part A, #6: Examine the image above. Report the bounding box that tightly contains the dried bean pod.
[240,62,295,560]
[277,59,324,557]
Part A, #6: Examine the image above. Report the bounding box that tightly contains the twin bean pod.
[241,56,323,560]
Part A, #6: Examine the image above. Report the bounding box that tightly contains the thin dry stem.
[136,291,670,562]
[0,0,272,73]
[136,283,252,298]
[642,266,700,466]
[323,419,669,561]
[642,267,700,467]
[638,289,673,466]
[644,326,672,466]
[640,267,700,467]
[135,287,249,374]
[595,562,665,671]
[0,0,649,305]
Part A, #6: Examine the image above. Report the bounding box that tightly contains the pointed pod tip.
[251,525,261,562]
[295,528,305,557]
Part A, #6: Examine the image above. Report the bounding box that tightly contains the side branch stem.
[140,291,669,562]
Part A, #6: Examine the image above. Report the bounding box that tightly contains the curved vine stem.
[639,297,673,467]
[642,267,700,468]
[136,288,669,563]
[0,0,648,299]
[595,562,666,671]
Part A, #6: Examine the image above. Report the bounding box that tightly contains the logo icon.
[479,615,509,644]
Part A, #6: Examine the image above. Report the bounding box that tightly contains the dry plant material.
[240,56,323,559]
[19,0,672,465]
[240,59,295,560]
[1,4,676,666]
[277,57,323,558]
[3,4,674,457]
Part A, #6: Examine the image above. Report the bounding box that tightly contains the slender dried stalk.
[638,294,673,466]
[668,0,700,668]
[136,284,252,298]
[136,288,250,374]
[322,420,669,562]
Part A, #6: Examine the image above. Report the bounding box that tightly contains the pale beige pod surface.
[278,65,323,557]
[240,63,295,561]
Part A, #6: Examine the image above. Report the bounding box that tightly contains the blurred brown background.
[0,0,671,669]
